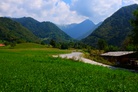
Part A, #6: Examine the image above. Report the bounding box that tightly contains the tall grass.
[0,45,138,91]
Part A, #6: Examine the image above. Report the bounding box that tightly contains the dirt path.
[53,52,114,68]
[53,52,137,72]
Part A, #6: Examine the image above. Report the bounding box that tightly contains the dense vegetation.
[0,43,138,91]
[49,40,92,49]
[0,17,40,43]
[12,17,74,43]
[83,4,138,47]
[131,7,138,50]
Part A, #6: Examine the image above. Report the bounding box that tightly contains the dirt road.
[54,52,115,68]
[53,52,137,72]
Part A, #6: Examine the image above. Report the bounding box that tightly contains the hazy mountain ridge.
[58,19,97,40]
[78,22,103,40]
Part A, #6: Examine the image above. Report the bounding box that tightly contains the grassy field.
[0,43,138,92]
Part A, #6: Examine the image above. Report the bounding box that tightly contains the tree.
[60,43,68,49]
[131,8,138,49]
[131,8,138,58]
[50,39,56,48]
[105,45,119,52]
[10,42,16,48]
[97,39,107,50]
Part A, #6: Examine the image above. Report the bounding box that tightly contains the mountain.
[58,19,96,40]
[0,17,39,43]
[77,22,102,40]
[82,4,138,47]
[59,23,77,31]
[12,17,73,43]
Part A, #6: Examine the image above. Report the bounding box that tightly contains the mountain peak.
[58,19,97,40]
[82,19,95,25]
[83,19,92,22]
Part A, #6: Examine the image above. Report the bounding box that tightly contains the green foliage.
[49,39,69,49]
[83,4,138,47]
[9,42,16,49]
[105,45,119,52]
[60,43,69,49]
[12,17,74,43]
[125,44,137,51]
[131,8,138,50]
[85,50,114,65]
[0,17,40,43]
[96,39,119,51]
[97,39,107,50]
[49,40,93,50]
[0,48,138,91]
[50,39,56,48]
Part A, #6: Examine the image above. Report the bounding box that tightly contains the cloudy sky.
[0,0,138,24]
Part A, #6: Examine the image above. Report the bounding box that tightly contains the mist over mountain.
[82,4,138,47]
[77,22,103,40]
[58,19,98,40]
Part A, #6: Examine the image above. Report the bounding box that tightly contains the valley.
[0,3,138,92]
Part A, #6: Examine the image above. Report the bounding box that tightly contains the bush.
[84,50,114,65]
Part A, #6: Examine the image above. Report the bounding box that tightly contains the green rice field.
[0,43,138,92]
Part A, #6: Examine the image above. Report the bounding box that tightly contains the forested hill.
[12,17,74,43]
[0,17,40,43]
[82,4,138,47]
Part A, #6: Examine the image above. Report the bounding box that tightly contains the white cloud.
[0,0,86,24]
[0,0,138,24]
[70,0,138,23]
[71,0,122,23]
[122,0,137,6]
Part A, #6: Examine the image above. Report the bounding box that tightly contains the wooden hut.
[101,51,137,66]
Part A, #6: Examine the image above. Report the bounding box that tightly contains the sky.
[0,0,138,24]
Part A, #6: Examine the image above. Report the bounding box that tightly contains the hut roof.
[0,44,5,47]
[101,51,135,57]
